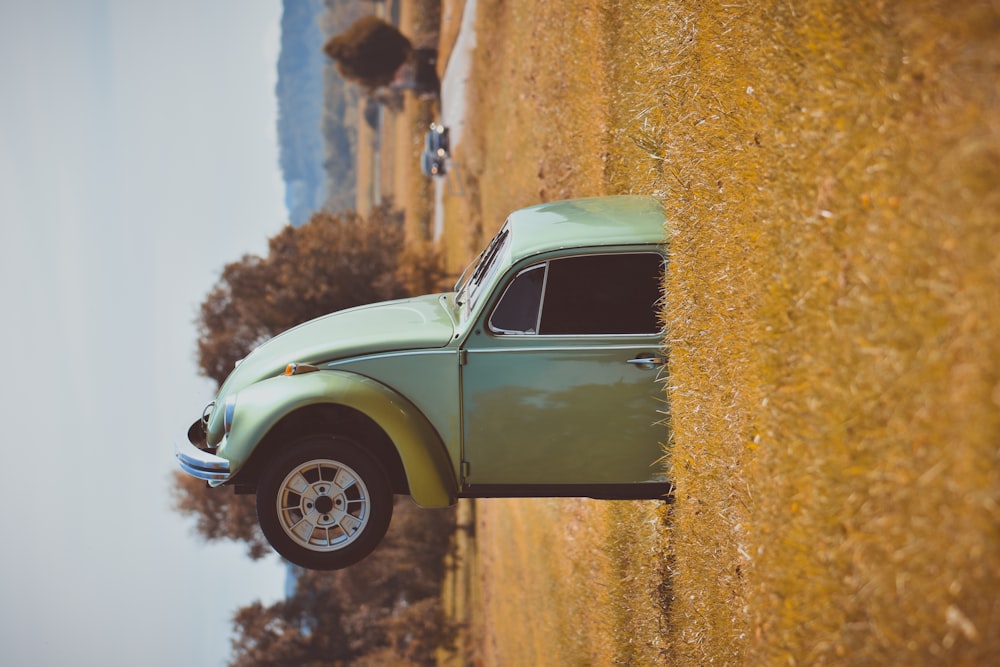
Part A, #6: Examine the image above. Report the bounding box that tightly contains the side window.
[489,264,546,334]
[490,252,663,336]
[541,253,663,335]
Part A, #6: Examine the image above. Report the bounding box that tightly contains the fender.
[218,370,457,508]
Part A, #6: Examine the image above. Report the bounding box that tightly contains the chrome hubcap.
[276,458,371,552]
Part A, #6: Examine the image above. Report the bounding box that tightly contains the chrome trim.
[626,356,668,369]
[325,348,457,367]
[175,432,231,482]
[467,344,661,354]
[487,263,548,335]
[224,394,237,434]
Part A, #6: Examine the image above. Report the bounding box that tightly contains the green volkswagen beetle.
[176,196,672,570]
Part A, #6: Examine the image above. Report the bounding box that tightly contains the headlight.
[223,394,237,434]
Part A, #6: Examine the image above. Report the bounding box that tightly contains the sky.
[0,1,292,665]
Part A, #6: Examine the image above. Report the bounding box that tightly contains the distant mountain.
[276,0,327,225]
[317,0,365,214]
[276,0,363,225]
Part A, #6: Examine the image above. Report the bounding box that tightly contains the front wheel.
[256,435,393,570]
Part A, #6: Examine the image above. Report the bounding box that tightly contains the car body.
[426,122,450,154]
[176,196,672,569]
[421,123,449,177]
[421,150,447,177]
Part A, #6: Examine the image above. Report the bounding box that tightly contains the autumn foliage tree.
[228,501,456,666]
[195,203,420,386]
[323,15,413,89]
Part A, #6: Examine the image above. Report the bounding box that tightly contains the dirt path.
[432,0,477,240]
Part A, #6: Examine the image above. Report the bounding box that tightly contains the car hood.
[214,293,456,404]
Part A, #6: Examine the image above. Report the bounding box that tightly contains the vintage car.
[427,122,450,154]
[421,123,450,177]
[176,196,672,570]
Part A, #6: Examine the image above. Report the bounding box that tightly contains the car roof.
[505,196,667,262]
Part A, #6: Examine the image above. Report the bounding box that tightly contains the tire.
[256,435,393,570]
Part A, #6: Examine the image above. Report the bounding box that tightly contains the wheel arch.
[239,404,410,495]
[223,371,458,508]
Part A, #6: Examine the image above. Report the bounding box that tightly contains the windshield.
[455,223,510,317]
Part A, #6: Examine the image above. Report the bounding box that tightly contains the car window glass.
[489,264,547,334]
[538,253,663,335]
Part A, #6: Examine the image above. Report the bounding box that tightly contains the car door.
[459,251,667,491]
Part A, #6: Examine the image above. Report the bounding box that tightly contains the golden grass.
[435,0,1000,665]
[435,0,615,273]
[436,0,465,76]
[397,94,437,241]
[439,2,678,664]
[437,499,477,667]
[625,1,1000,664]
[393,0,440,242]
[469,498,670,666]
[459,0,610,216]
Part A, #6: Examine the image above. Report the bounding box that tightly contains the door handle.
[626,355,668,369]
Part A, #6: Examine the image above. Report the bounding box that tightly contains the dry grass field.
[427,1,1000,666]
[388,0,440,244]
[352,1,441,233]
[648,4,999,665]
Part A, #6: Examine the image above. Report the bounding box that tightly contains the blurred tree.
[323,15,413,89]
[195,203,409,387]
[226,501,456,667]
[229,596,353,666]
[171,472,271,559]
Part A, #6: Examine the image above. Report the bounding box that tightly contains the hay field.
[643,3,999,664]
[442,0,1000,665]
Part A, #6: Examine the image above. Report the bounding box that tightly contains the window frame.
[487,263,549,335]
[486,250,665,338]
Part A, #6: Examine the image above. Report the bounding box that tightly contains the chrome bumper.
[175,431,231,482]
